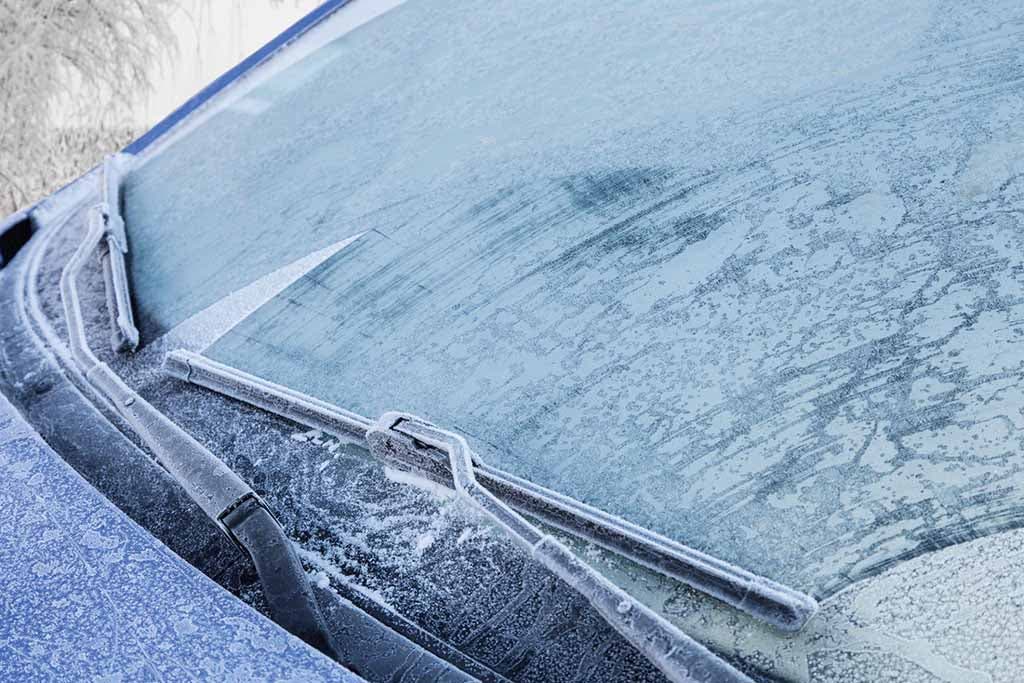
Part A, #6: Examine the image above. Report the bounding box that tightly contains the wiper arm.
[61,209,338,658]
[166,349,817,633]
[374,413,753,683]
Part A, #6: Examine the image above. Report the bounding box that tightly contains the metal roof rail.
[165,348,818,634]
[96,154,140,352]
[60,209,338,659]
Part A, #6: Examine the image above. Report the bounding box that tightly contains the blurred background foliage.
[0,0,317,216]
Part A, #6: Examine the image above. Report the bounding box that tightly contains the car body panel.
[0,392,358,681]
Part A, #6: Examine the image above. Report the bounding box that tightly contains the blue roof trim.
[125,0,353,155]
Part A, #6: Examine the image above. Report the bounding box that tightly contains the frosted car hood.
[0,393,357,682]
[124,0,1024,598]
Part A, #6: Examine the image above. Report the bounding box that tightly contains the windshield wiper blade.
[96,153,139,352]
[164,349,755,682]
[165,349,818,635]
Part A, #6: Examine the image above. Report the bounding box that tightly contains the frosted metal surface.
[0,394,357,681]
[125,0,1024,594]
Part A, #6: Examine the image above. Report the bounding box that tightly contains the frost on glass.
[125,0,1024,596]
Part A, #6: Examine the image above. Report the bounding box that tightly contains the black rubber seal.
[0,211,32,268]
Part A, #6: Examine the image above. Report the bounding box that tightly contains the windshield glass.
[123,0,1024,597]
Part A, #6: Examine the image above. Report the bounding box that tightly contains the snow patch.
[383,466,455,500]
[298,547,393,610]
[414,532,435,553]
[159,235,362,353]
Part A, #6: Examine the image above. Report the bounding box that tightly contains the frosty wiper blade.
[165,349,818,632]
[165,351,754,682]
[96,153,139,352]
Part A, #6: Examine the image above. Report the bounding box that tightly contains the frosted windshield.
[124,0,1024,596]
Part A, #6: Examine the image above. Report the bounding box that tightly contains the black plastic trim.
[0,210,32,268]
